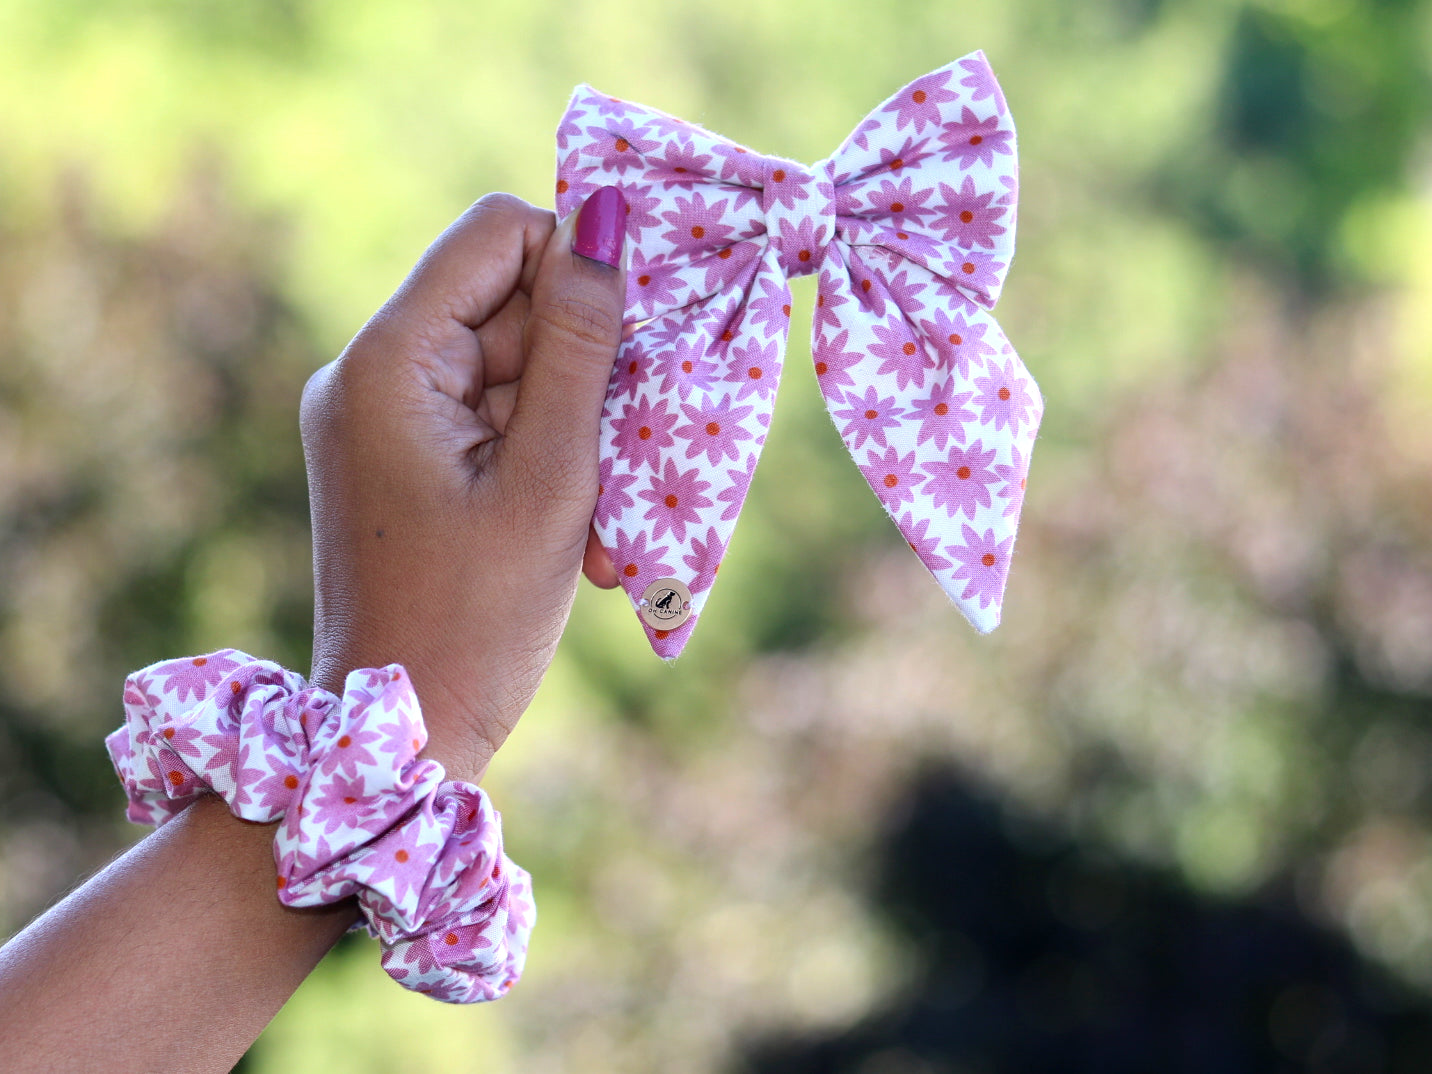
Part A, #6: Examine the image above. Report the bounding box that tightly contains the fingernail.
[573,185,626,268]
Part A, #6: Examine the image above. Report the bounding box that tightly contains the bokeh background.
[4,0,1432,1070]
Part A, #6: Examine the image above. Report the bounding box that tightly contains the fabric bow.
[556,51,1041,659]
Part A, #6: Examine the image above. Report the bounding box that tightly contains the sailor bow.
[556,51,1041,658]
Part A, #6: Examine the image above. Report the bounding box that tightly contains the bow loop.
[759,157,835,279]
[825,52,1018,311]
[557,52,1039,659]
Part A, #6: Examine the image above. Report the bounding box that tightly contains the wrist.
[310,652,497,785]
[108,648,536,1004]
[187,794,363,932]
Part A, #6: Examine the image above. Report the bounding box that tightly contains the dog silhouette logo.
[638,578,693,630]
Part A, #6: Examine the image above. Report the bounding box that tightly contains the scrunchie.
[105,649,535,1004]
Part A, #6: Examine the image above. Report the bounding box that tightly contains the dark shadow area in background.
[737,767,1432,1074]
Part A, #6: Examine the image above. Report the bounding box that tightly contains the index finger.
[385,192,555,334]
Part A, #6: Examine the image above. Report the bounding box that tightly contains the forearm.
[0,795,358,1072]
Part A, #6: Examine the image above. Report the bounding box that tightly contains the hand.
[300,188,627,784]
[0,191,633,1072]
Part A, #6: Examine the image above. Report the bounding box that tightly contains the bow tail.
[594,249,793,659]
[812,243,1042,632]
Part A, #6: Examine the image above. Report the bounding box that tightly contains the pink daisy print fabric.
[106,650,534,1004]
[557,51,1041,658]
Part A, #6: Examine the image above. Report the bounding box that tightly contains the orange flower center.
[957,466,972,480]
[883,474,898,488]
[891,201,904,213]
[949,333,963,345]
[638,426,652,440]
[337,735,351,748]
[623,564,639,578]
[665,494,679,508]
[556,179,569,194]
[718,248,732,259]
[615,137,630,151]
[902,342,916,355]
[970,135,983,145]
[705,421,720,436]
[981,553,997,567]
[998,387,1011,400]
[865,409,878,420]
[815,361,828,375]
[960,210,974,223]
[638,274,651,286]
[772,168,786,181]
[681,360,693,373]
[284,774,299,790]
[913,90,927,103]
[691,225,705,239]
[395,849,409,863]
[934,402,949,416]
[748,367,762,379]
[962,262,975,274]
[889,158,904,171]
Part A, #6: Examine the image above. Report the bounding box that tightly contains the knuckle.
[544,293,621,352]
[458,192,538,235]
[474,191,528,217]
[299,359,342,438]
[339,317,410,391]
[300,360,333,413]
[300,339,397,442]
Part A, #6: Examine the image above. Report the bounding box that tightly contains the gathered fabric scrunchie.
[106,649,535,1004]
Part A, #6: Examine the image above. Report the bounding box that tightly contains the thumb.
[501,186,628,512]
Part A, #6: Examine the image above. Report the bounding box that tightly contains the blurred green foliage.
[3,0,1432,1070]
[1171,0,1432,289]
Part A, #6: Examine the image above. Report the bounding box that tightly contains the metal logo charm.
[638,578,694,631]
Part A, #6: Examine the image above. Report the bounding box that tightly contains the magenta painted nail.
[573,185,627,267]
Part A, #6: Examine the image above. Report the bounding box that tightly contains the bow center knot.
[760,157,836,279]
